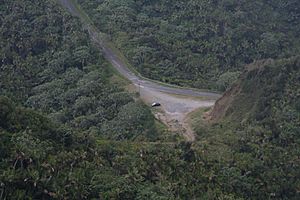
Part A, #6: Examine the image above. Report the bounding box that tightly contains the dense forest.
[204,56,300,199]
[77,0,300,90]
[1,58,299,199]
[0,0,299,199]
[0,0,158,141]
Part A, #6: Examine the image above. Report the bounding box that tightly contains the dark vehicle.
[151,102,161,107]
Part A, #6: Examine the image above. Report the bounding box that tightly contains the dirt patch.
[154,112,195,141]
[139,87,215,141]
[206,83,240,122]
[58,0,220,142]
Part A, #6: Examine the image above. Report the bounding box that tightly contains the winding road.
[58,0,221,141]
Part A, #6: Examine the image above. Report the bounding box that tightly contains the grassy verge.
[165,92,209,101]
[186,107,212,135]
[154,119,179,142]
[68,0,92,24]
[106,62,131,86]
[68,0,221,95]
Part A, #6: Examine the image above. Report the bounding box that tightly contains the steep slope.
[209,56,300,125]
[0,0,158,141]
[1,0,300,199]
[58,0,221,142]
[1,54,299,198]
[77,0,300,90]
[200,56,300,198]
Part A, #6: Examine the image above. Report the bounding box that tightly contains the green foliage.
[223,56,300,126]
[1,0,299,199]
[102,101,158,141]
[1,89,299,199]
[0,0,157,141]
[197,56,300,199]
[216,71,241,91]
[0,97,14,129]
[77,0,300,90]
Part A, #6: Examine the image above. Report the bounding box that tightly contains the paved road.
[58,0,221,99]
[58,0,221,141]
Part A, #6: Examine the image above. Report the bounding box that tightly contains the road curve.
[58,0,221,99]
[58,0,221,141]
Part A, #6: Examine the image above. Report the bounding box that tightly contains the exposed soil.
[58,0,221,142]
[139,87,215,141]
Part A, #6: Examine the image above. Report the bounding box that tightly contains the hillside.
[0,0,158,141]
[199,56,300,198]
[1,56,299,199]
[77,0,300,90]
[1,0,300,199]
[209,56,300,125]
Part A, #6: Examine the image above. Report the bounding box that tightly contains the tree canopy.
[78,0,300,90]
[0,0,299,199]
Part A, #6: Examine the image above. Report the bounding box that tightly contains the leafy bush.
[216,71,241,91]
[0,0,157,141]
[77,0,300,90]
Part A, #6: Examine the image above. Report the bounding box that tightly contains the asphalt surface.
[58,0,221,141]
[58,0,221,99]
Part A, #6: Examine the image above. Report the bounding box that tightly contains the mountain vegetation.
[77,0,300,90]
[0,0,158,141]
[0,0,299,199]
[1,57,299,199]
[204,56,300,199]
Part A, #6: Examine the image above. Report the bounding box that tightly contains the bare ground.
[138,87,215,141]
[58,0,220,142]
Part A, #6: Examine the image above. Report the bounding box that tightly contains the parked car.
[151,102,161,107]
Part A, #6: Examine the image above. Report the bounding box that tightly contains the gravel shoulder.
[139,88,214,141]
[58,0,221,141]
